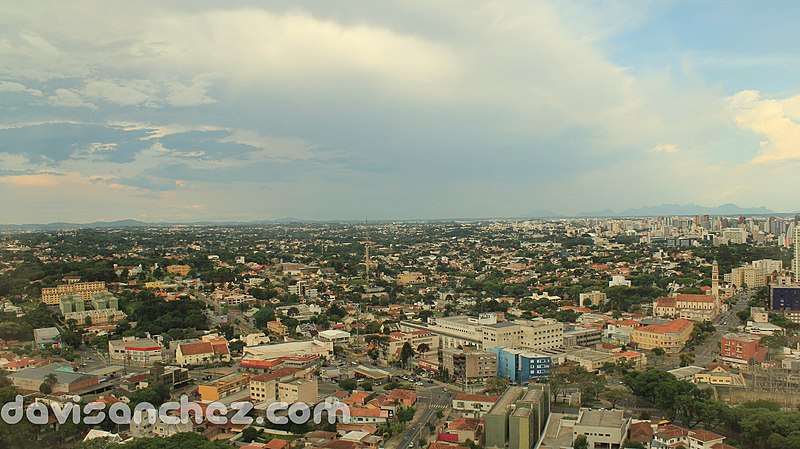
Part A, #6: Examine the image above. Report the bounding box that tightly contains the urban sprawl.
[2,216,800,449]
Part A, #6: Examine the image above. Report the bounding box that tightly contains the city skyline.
[2,2,800,222]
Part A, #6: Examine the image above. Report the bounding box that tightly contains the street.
[393,386,452,449]
[694,291,752,366]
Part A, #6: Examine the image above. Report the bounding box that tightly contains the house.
[388,389,417,406]
[442,418,483,443]
[451,393,499,418]
[627,421,654,448]
[33,327,61,349]
[694,365,745,387]
[175,336,230,366]
[263,439,289,449]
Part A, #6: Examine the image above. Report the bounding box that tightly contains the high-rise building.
[794,227,800,281]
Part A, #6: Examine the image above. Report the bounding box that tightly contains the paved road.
[394,387,452,449]
[694,291,751,365]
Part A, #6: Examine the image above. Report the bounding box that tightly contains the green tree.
[573,434,589,449]
[400,341,415,367]
[39,373,58,394]
[338,378,358,392]
[604,388,626,408]
[486,376,509,394]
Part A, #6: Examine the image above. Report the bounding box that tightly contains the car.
[416,382,424,386]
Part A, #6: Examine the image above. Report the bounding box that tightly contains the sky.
[2,1,800,222]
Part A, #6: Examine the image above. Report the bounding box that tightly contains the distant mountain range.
[521,203,778,218]
[575,203,776,218]
[3,217,303,231]
[0,203,785,230]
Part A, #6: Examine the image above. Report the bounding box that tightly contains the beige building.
[278,378,318,404]
[572,408,630,449]
[632,319,694,353]
[400,314,563,352]
[166,265,191,276]
[653,294,721,322]
[41,281,107,305]
[730,265,767,289]
[65,309,127,327]
[442,347,497,382]
[750,307,769,323]
[452,393,500,418]
[480,319,564,351]
[175,336,231,366]
[387,330,439,360]
[579,291,607,308]
[397,271,427,285]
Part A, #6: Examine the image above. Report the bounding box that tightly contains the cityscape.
[1,217,800,449]
[3,2,800,449]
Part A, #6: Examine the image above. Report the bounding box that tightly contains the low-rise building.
[33,327,61,349]
[387,330,439,360]
[631,318,694,353]
[198,373,250,402]
[166,265,191,276]
[572,408,630,449]
[175,336,231,366]
[720,333,766,366]
[109,337,164,366]
[451,393,499,418]
[9,364,98,394]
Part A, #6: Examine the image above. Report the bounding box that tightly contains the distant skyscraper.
[794,227,800,282]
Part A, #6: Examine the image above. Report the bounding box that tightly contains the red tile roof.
[179,341,214,356]
[264,439,289,449]
[453,393,499,402]
[639,319,693,335]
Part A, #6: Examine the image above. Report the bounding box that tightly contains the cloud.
[47,88,97,109]
[81,77,216,107]
[0,81,43,96]
[652,143,678,154]
[0,123,156,164]
[729,90,800,164]
[82,79,159,107]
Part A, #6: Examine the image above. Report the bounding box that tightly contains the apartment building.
[730,265,767,289]
[442,347,497,382]
[578,291,607,308]
[480,319,564,351]
[631,318,694,353]
[278,378,318,404]
[42,281,107,305]
[720,333,766,366]
[387,330,439,360]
